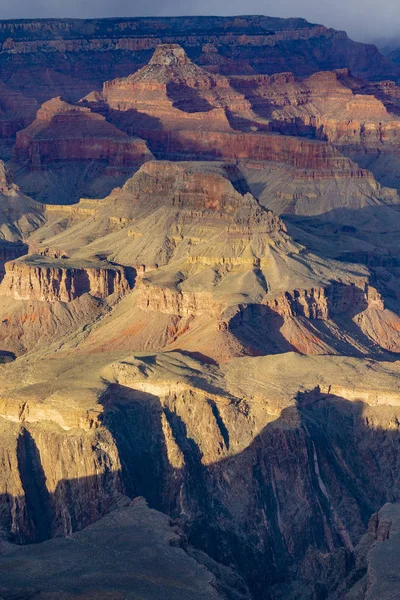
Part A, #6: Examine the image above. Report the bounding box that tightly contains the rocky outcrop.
[100,43,253,131]
[1,351,400,598]
[137,282,225,317]
[88,46,381,177]
[232,69,400,149]
[115,160,287,227]
[13,97,153,171]
[350,503,400,600]
[0,498,251,600]
[0,256,135,302]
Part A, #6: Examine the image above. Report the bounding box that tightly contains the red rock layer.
[231,69,400,148]
[139,129,371,177]
[100,44,253,131]
[13,97,153,170]
[90,46,376,178]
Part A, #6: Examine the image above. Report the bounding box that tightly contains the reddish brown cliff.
[100,44,253,131]
[13,97,153,170]
[89,46,378,178]
[231,69,400,148]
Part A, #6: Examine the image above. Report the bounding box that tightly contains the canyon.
[0,15,399,600]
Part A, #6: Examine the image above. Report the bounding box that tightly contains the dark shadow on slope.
[225,283,400,361]
[16,428,52,543]
[13,160,137,206]
[2,391,400,598]
[167,83,214,113]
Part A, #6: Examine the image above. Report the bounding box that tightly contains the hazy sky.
[0,0,398,45]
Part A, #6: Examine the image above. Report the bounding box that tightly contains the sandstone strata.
[231,69,400,148]
[0,16,396,84]
[14,97,153,170]
[0,20,398,600]
[0,256,134,302]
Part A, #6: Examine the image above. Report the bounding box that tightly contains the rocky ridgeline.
[0,16,397,82]
[0,256,135,302]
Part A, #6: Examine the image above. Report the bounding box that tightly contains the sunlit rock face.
[0,19,400,600]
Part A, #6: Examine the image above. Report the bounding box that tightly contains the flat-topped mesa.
[13,97,153,170]
[0,256,135,302]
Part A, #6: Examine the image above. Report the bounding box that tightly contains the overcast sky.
[0,0,398,45]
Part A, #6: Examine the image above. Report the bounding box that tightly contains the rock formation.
[0,16,397,91]
[14,97,152,170]
[0,498,250,600]
[0,256,134,302]
[10,97,153,203]
[0,350,400,599]
[0,18,399,600]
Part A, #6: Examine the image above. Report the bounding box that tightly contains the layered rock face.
[0,352,400,600]
[11,97,153,203]
[231,69,400,149]
[0,256,134,302]
[0,19,400,600]
[14,97,153,170]
[0,16,397,85]
[92,45,377,179]
[101,43,253,131]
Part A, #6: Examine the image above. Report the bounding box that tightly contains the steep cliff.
[87,45,384,179]
[0,255,135,303]
[14,97,153,170]
[0,498,251,600]
[11,97,153,203]
[231,68,400,148]
[0,351,400,599]
[0,17,399,600]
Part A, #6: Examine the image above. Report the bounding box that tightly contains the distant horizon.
[0,0,399,47]
[0,12,395,51]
